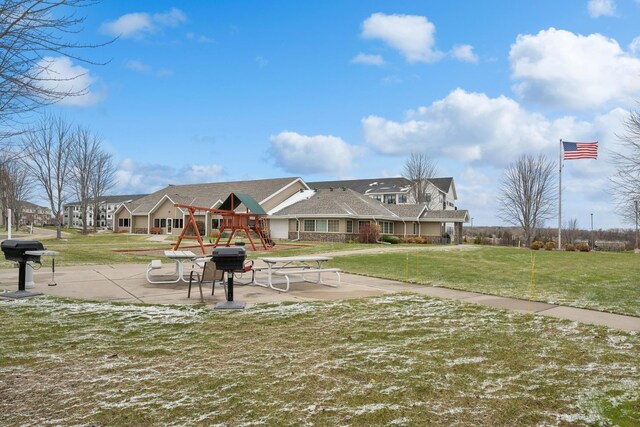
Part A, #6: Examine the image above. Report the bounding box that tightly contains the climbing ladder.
[254,217,274,247]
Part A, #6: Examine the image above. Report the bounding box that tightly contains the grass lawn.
[1,295,638,426]
[328,246,640,317]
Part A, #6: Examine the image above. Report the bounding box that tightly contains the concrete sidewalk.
[0,262,638,332]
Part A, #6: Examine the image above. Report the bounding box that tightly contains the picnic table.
[254,255,341,292]
[146,250,198,284]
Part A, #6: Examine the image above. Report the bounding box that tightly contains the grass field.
[1,295,638,426]
[327,246,640,317]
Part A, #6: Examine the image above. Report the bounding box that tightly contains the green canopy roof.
[218,192,266,214]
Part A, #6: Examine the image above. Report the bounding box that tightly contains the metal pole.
[7,208,11,240]
[590,213,594,250]
[635,200,639,250]
[558,139,563,248]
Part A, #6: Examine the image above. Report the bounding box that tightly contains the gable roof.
[271,188,399,219]
[123,177,302,215]
[307,177,412,195]
[428,177,456,199]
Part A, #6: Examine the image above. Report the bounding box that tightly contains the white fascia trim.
[260,177,309,205]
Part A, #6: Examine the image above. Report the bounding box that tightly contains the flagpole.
[558,139,562,248]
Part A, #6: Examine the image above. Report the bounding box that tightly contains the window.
[174,218,184,228]
[302,219,338,233]
[154,218,160,227]
[304,219,315,232]
[316,220,328,232]
[358,220,370,231]
[380,221,394,234]
[383,194,396,204]
[413,223,419,235]
[398,194,408,204]
[346,220,353,233]
[211,218,220,229]
[160,218,167,227]
[118,218,130,227]
[372,195,382,202]
[425,194,432,203]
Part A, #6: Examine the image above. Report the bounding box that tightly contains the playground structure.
[173,192,274,254]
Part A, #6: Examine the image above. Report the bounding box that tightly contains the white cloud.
[351,53,385,66]
[587,0,616,17]
[184,164,224,183]
[510,28,640,110]
[126,59,152,73]
[100,8,187,39]
[629,36,640,55]
[269,131,358,175]
[256,56,269,68]
[186,32,215,44]
[125,59,172,77]
[115,158,224,193]
[451,44,478,63]
[361,13,443,63]
[34,56,103,107]
[361,88,604,167]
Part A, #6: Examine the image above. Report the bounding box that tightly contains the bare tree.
[0,154,32,230]
[22,115,76,239]
[611,108,640,225]
[563,217,579,245]
[402,152,438,205]
[498,154,557,246]
[71,126,100,234]
[90,149,115,231]
[0,0,108,144]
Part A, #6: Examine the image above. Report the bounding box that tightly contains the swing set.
[172,192,274,254]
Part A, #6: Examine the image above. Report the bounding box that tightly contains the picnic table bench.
[254,256,341,292]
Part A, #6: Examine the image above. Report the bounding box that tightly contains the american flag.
[562,141,598,160]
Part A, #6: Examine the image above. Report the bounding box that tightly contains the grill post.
[0,240,46,299]
[211,246,246,309]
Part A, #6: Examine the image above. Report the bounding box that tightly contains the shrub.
[209,230,220,238]
[575,242,591,252]
[358,223,380,244]
[544,241,556,250]
[381,234,400,244]
[150,227,162,235]
[530,241,544,250]
[564,243,575,251]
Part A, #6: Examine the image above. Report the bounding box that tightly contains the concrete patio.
[0,260,638,332]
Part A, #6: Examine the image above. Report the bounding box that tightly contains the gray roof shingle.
[307,177,412,195]
[272,188,399,219]
[125,177,303,215]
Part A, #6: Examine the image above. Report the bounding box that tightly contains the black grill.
[211,247,246,271]
[1,240,45,262]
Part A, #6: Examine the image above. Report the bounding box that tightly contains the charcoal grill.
[211,246,246,309]
[1,240,56,299]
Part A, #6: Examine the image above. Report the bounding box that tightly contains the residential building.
[19,201,53,227]
[308,177,458,210]
[113,177,308,236]
[268,187,468,244]
[63,194,147,230]
[113,176,469,244]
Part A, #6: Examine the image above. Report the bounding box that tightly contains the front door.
[167,218,173,234]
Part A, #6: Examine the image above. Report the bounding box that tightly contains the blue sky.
[44,0,640,228]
